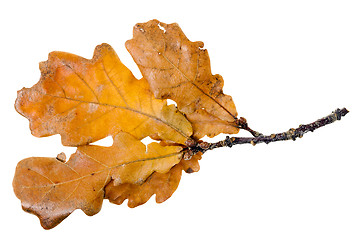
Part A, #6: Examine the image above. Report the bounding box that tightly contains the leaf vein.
[32,89,190,139]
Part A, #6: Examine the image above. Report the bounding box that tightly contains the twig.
[236,117,263,137]
[183,108,349,160]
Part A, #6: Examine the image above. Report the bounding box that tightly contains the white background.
[1,0,359,239]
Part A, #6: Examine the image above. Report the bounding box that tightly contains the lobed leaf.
[13,132,183,229]
[126,19,239,139]
[15,43,192,146]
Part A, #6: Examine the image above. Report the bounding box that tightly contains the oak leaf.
[15,43,192,146]
[13,132,183,229]
[126,20,239,139]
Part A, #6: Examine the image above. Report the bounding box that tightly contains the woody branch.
[184,108,349,159]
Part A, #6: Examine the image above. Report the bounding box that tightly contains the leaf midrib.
[32,89,190,139]
[135,27,237,120]
[21,151,182,189]
[160,52,237,120]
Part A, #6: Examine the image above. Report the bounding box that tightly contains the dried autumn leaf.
[126,19,239,139]
[105,152,202,208]
[15,43,192,146]
[13,132,183,229]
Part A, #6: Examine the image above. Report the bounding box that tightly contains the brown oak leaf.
[13,132,183,229]
[126,19,239,139]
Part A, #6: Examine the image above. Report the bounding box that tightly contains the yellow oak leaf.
[15,43,192,146]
